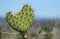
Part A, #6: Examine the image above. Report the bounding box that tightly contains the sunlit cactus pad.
[6,4,34,32]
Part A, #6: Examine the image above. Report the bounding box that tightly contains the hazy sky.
[0,0,60,20]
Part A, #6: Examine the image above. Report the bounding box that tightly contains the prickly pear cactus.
[6,4,34,33]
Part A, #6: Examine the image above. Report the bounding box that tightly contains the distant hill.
[0,17,60,28]
[0,17,9,28]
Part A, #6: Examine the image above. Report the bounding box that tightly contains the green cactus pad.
[6,4,34,32]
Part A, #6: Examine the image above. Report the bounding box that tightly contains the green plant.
[43,25,53,39]
[6,4,34,39]
[43,25,52,33]
[45,33,52,39]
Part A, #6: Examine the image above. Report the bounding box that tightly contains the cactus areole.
[6,4,34,33]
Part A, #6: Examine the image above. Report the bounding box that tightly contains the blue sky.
[0,0,60,20]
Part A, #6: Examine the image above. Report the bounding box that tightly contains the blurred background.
[0,0,60,39]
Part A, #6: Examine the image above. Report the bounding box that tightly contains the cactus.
[6,4,34,39]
